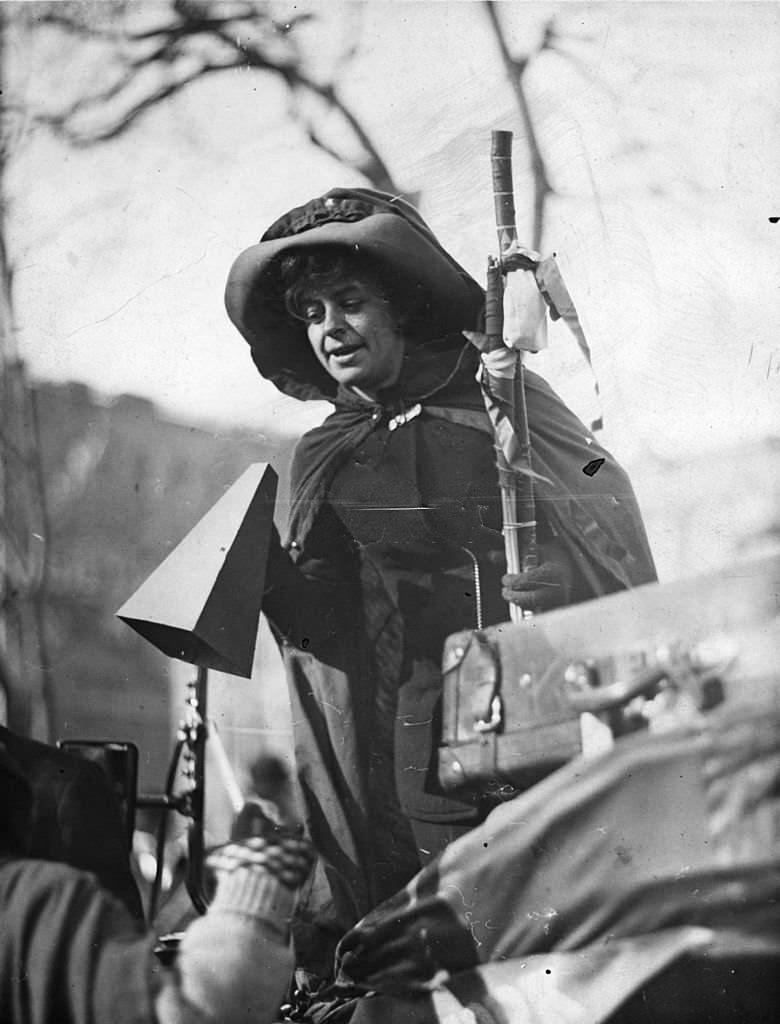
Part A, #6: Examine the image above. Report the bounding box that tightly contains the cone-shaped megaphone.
[116,463,277,678]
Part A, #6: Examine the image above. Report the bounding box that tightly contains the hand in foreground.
[207,835,313,890]
[501,544,574,614]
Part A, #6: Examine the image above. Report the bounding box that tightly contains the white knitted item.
[177,915,295,1024]
[174,865,298,1023]
[210,866,295,935]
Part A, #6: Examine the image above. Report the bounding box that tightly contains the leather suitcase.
[438,554,780,795]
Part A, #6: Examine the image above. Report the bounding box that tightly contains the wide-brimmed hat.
[224,187,484,401]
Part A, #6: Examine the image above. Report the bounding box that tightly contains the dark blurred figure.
[0,740,314,1024]
[0,724,143,920]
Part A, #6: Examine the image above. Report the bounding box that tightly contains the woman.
[225,188,657,976]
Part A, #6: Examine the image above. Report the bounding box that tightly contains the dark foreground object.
[607,953,779,1023]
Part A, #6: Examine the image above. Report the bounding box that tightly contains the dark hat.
[224,187,484,401]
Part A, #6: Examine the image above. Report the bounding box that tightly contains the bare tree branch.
[218,21,398,192]
[29,1,404,195]
[39,50,185,129]
[484,2,554,249]
[40,63,237,145]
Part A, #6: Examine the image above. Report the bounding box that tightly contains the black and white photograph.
[1,1,779,1021]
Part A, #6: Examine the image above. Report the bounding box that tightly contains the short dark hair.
[277,245,432,341]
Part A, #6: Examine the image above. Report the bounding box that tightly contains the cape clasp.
[388,402,422,431]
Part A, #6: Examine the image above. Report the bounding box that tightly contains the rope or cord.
[461,547,484,630]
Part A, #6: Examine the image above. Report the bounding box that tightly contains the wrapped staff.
[480,129,548,620]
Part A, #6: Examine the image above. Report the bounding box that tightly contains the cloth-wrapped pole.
[483,256,538,588]
[483,131,540,619]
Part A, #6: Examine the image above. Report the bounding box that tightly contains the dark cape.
[286,340,654,591]
[260,338,657,978]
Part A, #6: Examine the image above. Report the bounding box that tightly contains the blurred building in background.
[28,379,292,793]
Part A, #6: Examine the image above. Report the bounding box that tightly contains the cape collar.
[285,339,481,549]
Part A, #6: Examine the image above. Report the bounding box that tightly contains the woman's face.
[300,277,405,393]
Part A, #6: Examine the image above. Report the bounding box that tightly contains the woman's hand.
[501,541,575,614]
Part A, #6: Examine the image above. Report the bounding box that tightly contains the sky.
[4,0,780,467]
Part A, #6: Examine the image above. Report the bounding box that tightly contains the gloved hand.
[501,542,574,614]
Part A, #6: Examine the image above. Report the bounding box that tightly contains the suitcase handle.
[564,663,668,713]
[565,635,739,715]
[474,694,503,734]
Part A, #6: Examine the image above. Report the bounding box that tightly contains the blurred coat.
[326,702,780,1024]
[0,857,155,1024]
